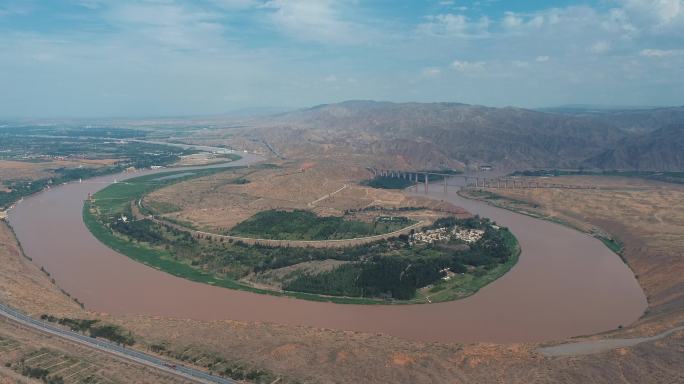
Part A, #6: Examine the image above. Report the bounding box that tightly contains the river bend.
[7,152,647,343]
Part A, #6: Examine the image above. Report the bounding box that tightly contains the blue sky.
[0,0,682,117]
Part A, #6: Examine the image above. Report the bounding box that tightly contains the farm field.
[0,318,189,384]
[0,128,199,210]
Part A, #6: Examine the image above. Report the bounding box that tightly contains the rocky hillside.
[246,101,684,171]
[586,124,684,171]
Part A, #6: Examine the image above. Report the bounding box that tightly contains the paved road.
[538,325,684,357]
[0,303,238,384]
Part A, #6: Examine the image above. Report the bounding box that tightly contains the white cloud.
[451,59,485,72]
[590,40,611,54]
[2,0,684,116]
[502,12,524,28]
[212,0,259,9]
[262,0,371,44]
[420,67,442,78]
[417,13,490,38]
[640,48,680,57]
[621,0,683,28]
[106,2,226,51]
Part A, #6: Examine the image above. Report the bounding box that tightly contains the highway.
[0,302,238,384]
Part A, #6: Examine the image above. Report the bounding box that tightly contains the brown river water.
[7,153,647,343]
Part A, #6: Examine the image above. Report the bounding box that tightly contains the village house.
[411,226,486,245]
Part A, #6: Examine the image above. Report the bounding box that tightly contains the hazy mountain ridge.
[586,125,684,171]
[251,101,684,171]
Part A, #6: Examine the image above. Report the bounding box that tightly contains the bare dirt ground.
[2,173,684,383]
[146,159,466,232]
[173,153,236,167]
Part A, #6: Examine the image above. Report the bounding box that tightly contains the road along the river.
[0,302,237,384]
[7,151,647,343]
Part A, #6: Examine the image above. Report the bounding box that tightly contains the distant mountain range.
[247,100,684,171]
[585,124,684,171]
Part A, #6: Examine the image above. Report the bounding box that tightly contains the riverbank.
[458,188,624,253]
[456,177,684,337]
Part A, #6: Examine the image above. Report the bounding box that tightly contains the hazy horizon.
[2,100,684,121]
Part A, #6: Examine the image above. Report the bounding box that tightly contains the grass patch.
[464,189,538,208]
[363,176,415,189]
[143,200,180,214]
[40,315,134,346]
[230,209,413,240]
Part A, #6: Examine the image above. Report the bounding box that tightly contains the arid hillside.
[221,101,684,171]
[585,125,684,171]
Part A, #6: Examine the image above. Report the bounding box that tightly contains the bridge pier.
[424,173,429,194]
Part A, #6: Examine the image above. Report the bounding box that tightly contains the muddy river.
[7,153,647,343]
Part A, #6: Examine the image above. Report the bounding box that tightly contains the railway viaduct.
[367,168,598,194]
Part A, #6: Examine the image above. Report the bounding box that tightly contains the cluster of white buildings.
[452,228,485,243]
[412,227,451,244]
[411,226,486,245]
